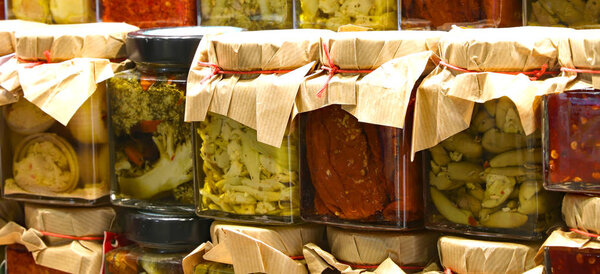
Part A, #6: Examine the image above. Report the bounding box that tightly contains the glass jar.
[525,0,600,28]
[6,244,67,274]
[300,102,423,230]
[543,90,600,193]
[195,113,300,224]
[199,0,293,30]
[6,0,95,23]
[401,0,522,30]
[105,210,212,274]
[545,246,600,273]
[107,27,240,213]
[193,262,234,274]
[0,89,110,205]
[424,97,562,240]
[99,0,197,28]
[295,0,398,30]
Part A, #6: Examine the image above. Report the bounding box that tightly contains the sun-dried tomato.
[101,0,197,29]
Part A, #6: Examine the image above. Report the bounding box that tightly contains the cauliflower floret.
[319,0,340,14]
[340,0,373,17]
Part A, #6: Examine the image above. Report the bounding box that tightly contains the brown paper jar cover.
[326,226,438,267]
[15,22,139,62]
[24,203,116,245]
[562,194,600,234]
[210,221,325,257]
[438,236,539,274]
[0,20,46,57]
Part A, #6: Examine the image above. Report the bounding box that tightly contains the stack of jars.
[4,0,528,30]
[536,29,600,273]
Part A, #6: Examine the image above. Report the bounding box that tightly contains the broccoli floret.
[109,71,187,136]
[108,74,152,135]
[117,122,193,199]
[173,181,194,204]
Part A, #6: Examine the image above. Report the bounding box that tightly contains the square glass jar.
[525,0,600,28]
[194,113,300,224]
[401,0,522,30]
[198,0,293,30]
[0,89,110,205]
[107,69,195,213]
[6,0,95,23]
[543,90,600,193]
[424,97,561,240]
[299,104,423,230]
[295,0,399,30]
[99,0,197,28]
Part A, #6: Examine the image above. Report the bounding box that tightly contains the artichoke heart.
[482,174,516,208]
[11,0,52,23]
[67,85,108,144]
[12,133,79,194]
[4,98,55,135]
[50,0,94,24]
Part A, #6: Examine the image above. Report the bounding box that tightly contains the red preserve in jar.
[544,90,600,193]
[545,246,600,274]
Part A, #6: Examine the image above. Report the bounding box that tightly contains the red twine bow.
[316,44,374,98]
[560,67,600,74]
[17,50,52,68]
[438,60,556,81]
[40,230,104,241]
[570,228,600,239]
[197,61,295,83]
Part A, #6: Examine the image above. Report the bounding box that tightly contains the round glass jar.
[105,210,212,274]
[107,26,242,213]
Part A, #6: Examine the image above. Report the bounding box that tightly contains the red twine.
[40,230,104,241]
[316,43,374,98]
[560,67,600,74]
[444,268,454,274]
[438,60,556,81]
[289,255,305,260]
[197,61,295,83]
[570,228,600,239]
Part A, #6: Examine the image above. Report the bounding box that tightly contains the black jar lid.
[122,210,212,252]
[126,26,243,68]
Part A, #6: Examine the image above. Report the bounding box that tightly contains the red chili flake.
[170,154,176,161]
[483,161,490,168]
[101,0,197,28]
[468,216,478,226]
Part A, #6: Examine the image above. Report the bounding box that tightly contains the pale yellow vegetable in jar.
[297,0,398,30]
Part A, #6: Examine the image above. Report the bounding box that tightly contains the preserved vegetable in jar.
[1,92,110,205]
[108,27,240,213]
[105,210,211,274]
[425,98,562,240]
[199,0,293,30]
[101,0,197,28]
[195,114,300,224]
[545,246,600,274]
[194,262,234,274]
[6,0,95,23]
[402,0,522,30]
[300,103,422,230]
[296,0,398,30]
[525,0,600,28]
[544,91,600,193]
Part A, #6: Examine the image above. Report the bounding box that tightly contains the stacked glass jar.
[107,26,240,213]
[5,0,95,23]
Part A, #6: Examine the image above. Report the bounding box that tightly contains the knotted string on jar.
[437,60,557,81]
[317,43,374,98]
[197,61,295,83]
[16,50,126,68]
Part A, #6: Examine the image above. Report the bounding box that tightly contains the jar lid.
[126,26,243,67]
[123,211,212,251]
